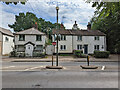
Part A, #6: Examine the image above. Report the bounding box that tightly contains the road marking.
[101,66,105,70]
[2,66,15,69]
[24,66,45,71]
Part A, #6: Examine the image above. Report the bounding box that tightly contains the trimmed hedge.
[94,51,110,58]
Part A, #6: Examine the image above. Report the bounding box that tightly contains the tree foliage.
[90,2,120,53]
[1,1,26,5]
[8,12,65,39]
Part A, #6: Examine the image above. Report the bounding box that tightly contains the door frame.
[84,44,88,54]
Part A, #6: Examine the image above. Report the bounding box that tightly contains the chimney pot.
[87,22,91,30]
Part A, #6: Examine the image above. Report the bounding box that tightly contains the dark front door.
[84,45,88,54]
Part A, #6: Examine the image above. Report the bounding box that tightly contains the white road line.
[101,66,105,70]
[2,66,15,69]
[24,66,45,71]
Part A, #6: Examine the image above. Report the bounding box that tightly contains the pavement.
[1,54,119,62]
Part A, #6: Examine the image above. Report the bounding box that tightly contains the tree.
[8,12,65,39]
[8,12,39,32]
[1,1,27,5]
[89,2,120,53]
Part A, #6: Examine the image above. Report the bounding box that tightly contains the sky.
[0,0,96,32]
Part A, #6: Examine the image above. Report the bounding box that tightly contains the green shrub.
[10,51,17,57]
[73,50,86,58]
[94,51,110,58]
[33,52,45,58]
[18,52,26,57]
[80,54,87,58]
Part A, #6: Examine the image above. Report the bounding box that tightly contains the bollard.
[52,55,53,66]
[87,55,89,66]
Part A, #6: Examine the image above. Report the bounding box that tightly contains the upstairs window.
[19,35,25,41]
[94,36,99,40]
[77,36,82,41]
[61,35,66,40]
[60,45,66,50]
[77,45,82,50]
[94,45,99,51]
[36,35,42,41]
[5,37,9,41]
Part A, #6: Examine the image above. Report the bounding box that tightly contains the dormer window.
[19,35,25,41]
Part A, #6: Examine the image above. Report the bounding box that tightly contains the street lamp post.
[56,6,59,66]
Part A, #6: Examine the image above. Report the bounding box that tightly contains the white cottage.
[0,27,14,55]
[52,22,106,54]
[14,27,47,56]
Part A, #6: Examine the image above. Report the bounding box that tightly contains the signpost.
[52,42,56,46]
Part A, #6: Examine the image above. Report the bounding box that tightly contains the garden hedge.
[94,51,110,58]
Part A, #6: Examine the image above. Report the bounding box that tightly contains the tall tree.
[89,2,120,53]
[8,12,65,39]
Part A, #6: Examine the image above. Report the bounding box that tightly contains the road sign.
[52,42,56,45]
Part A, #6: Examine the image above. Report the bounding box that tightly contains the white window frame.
[77,45,82,50]
[77,35,82,41]
[94,36,99,40]
[5,37,9,42]
[61,35,66,41]
[60,45,66,50]
[94,45,99,51]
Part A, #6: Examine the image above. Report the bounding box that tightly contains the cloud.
[0,0,95,31]
[0,5,15,32]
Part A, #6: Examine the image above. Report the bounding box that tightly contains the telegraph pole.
[56,6,59,66]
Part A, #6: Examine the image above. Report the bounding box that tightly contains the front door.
[84,45,88,54]
[25,44,34,56]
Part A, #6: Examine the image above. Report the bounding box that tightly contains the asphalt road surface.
[1,61,119,88]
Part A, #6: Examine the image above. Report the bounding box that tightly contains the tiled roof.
[0,27,14,36]
[52,29,106,36]
[15,27,45,35]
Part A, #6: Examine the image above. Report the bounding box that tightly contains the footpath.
[1,54,119,62]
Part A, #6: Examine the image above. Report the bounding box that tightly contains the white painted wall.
[15,35,46,47]
[73,36,106,54]
[53,35,73,53]
[52,35,106,54]
[15,34,47,54]
[2,35,14,55]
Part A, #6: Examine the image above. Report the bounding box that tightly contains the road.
[1,61,119,88]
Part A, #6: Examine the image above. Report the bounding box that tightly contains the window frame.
[77,45,82,50]
[94,36,99,40]
[61,35,66,41]
[36,35,42,41]
[5,37,9,42]
[19,35,25,41]
[60,45,66,50]
[77,35,82,41]
[94,45,99,51]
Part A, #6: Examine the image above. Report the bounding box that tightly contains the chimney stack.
[87,22,91,30]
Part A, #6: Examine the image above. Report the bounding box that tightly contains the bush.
[10,51,17,57]
[33,52,45,58]
[80,54,87,58]
[73,50,86,58]
[17,52,26,57]
[94,51,110,58]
